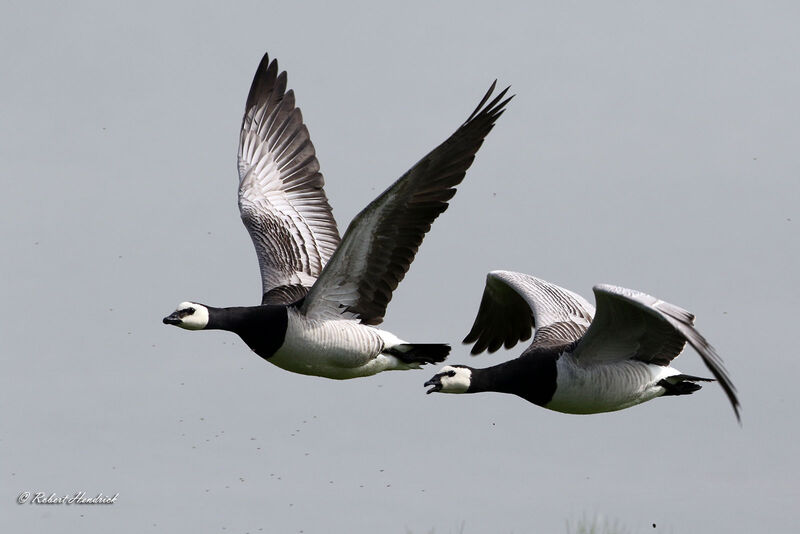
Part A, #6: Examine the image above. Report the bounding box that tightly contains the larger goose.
[163,53,511,379]
[424,271,740,421]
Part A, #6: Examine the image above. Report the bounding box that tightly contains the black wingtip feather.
[245,53,279,112]
[465,82,514,124]
[466,80,497,122]
[667,317,741,424]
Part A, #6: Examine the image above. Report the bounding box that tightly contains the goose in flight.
[163,53,512,379]
[424,271,740,421]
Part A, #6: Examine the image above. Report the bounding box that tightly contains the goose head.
[163,302,209,330]
[424,365,472,394]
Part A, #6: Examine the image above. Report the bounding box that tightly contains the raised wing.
[463,271,595,355]
[301,83,513,324]
[573,284,739,420]
[238,53,340,304]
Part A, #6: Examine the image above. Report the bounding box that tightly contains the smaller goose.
[424,271,740,421]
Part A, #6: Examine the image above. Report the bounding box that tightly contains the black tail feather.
[384,343,450,365]
[659,374,714,396]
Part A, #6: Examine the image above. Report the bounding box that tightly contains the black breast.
[208,305,289,360]
[518,351,559,407]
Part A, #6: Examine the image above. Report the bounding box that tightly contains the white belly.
[268,310,398,379]
[546,356,681,414]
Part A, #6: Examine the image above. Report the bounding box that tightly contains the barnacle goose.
[424,271,740,421]
[163,53,512,379]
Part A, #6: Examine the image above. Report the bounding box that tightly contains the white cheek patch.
[441,366,472,393]
[176,302,209,330]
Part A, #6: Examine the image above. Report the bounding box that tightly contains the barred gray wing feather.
[238,53,340,304]
[573,284,740,421]
[463,271,595,355]
[302,83,512,324]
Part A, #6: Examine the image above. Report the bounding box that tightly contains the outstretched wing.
[301,83,513,324]
[238,53,341,304]
[573,284,740,420]
[463,271,595,355]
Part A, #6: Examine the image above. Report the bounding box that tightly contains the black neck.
[206,305,289,360]
[205,306,250,332]
[467,352,558,407]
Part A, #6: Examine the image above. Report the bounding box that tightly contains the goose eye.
[186,307,196,314]
[446,370,456,377]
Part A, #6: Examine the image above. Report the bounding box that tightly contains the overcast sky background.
[2,1,798,533]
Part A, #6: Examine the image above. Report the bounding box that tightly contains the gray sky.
[2,1,798,532]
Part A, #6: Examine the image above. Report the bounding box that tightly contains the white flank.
[269,309,410,379]
[547,355,681,414]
